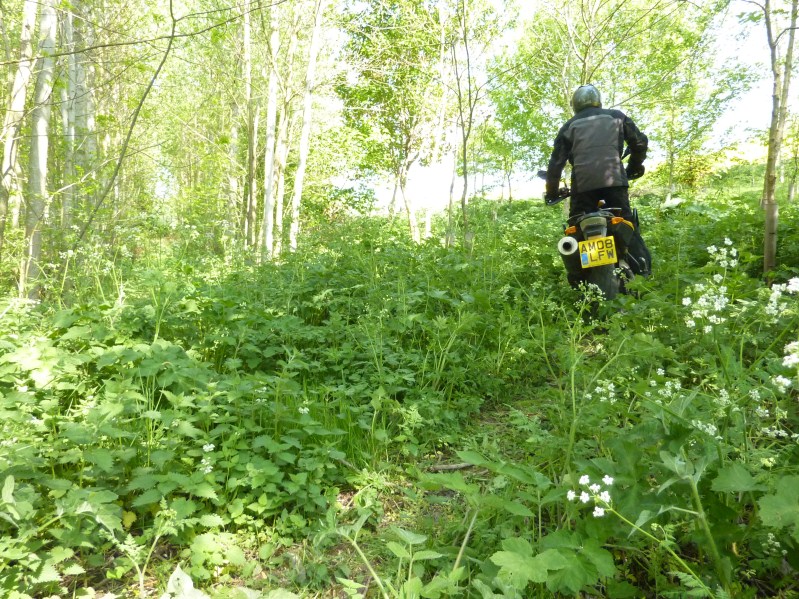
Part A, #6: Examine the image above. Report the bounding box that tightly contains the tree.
[0,0,37,258]
[21,0,56,298]
[288,0,326,252]
[492,0,728,179]
[260,2,281,262]
[337,0,446,242]
[746,0,798,274]
[448,0,508,240]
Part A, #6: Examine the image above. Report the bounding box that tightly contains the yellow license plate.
[579,236,617,268]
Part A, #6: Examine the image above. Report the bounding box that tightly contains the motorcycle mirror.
[536,169,547,179]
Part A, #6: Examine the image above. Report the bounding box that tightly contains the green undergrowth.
[1,193,799,598]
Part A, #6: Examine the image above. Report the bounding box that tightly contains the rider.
[544,84,648,223]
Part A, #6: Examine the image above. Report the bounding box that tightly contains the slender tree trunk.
[243,0,255,246]
[446,144,457,247]
[73,0,95,222]
[289,0,325,252]
[249,106,260,248]
[0,0,38,257]
[399,161,420,242]
[762,0,798,274]
[451,0,479,240]
[60,9,76,229]
[261,4,280,262]
[666,151,676,203]
[22,0,57,299]
[227,102,241,234]
[273,7,301,258]
[274,107,291,257]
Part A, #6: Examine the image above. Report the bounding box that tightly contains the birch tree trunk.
[0,0,38,256]
[273,6,301,258]
[60,9,76,229]
[762,0,798,274]
[274,107,293,257]
[289,0,325,252]
[242,0,256,246]
[22,0,57,299]
[261,5,281,262]
[73,0,95,221]
[227,102,241,234]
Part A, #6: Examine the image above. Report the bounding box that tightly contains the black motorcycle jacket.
[546,106,648,197]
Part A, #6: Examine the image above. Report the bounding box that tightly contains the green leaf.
[545,550,596,595]
[500,536,533,555]
[31,561,61,584]
[2,475,14,504]
[127,474,159,492]
[581,538,616,578]
[226,545,247,567]
[758,475,799,530]
[62,562,86,576]
[48,546,75,564]
[498,499,535,518]
[132,488,162,507]
[84,448,114,472]
[491,546,567,589]
[386,541,411,559]
[401,577,424,596]
[262,591,301,599]
[419,472,479,495]
[413,550,443,561]
[490,550,541,589]
[174,420,203,438]
[456,450,491,467]
[392,526,427,546]
[199,514,226,528]
[192,483,219,500]
[171,497,197,519]
[712,463,765,493]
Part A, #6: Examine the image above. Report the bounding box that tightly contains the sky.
[712,1,774,149]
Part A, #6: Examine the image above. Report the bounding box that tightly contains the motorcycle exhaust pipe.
[558,236,583,275]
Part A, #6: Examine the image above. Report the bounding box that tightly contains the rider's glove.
[626,163,645,180]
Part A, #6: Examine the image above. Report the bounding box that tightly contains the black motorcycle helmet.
[571,84,602,114]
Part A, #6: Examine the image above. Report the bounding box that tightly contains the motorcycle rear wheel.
[583,264,620,300]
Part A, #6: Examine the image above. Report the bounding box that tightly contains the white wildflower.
[602,475,614,486]
[593,506,605,518]
[773,376,792,394]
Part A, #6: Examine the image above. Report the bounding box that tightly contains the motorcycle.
[538,173,651,301]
